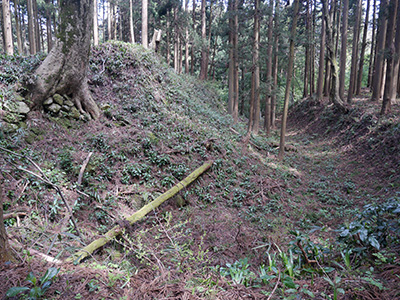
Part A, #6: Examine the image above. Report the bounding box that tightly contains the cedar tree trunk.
[0,183,14,263]
[29,0,100,119]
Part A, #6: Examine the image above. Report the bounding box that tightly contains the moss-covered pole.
[66,160,213,264]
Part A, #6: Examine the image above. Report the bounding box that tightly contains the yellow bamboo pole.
[66,160,213,264]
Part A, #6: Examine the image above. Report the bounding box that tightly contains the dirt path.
[282,127,395,230]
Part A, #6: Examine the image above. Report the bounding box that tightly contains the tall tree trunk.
[0,183,14,263]
[381,0,398,114]
[264,0,273,134]
[347,0,362,103]
[324,0,348,112]
[93,0,99,46]
[2,0,13,55]
[368,0,377,88]
[303,0,311,98]
[356,0,370,94]
[29,0,99,120]
[166,11,170,65]
[191,0,196,75]
[391,2,400,100]
[129,0,135,43]
[14,0,23,54]
[339,0,348,99]
[310,0,316,95]
[107,1,113,40]
[45,0,53,52]
[271,0,279,128]
[33,0,41,52]
[240,66,245,116]
[141,0,148,47]
[248,0,260,134]
[199,0,208,80]
[228,0,235,116]
[323,55,331,96]
[174,7,180,73]
[185,0,189,73]
[317,4,326,101]
[27,0,36,54]
[278,0,300,160]
[371,0,388,101]
[228,0,239,122]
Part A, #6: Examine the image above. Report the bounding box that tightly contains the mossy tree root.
[66,160,213,264]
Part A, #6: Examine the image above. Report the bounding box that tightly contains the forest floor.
[1,43,399,299]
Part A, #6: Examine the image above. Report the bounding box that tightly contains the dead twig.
[297,240,317,265]
[3,211,28,220]
[266,270,281,300]
[77,152,93,186]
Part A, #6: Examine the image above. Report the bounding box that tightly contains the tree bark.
[356,0,370,94]
[371,0,388,101]
[29,0,100,120]
[271,0,280,128]
[303,0,311,98]
[93,0,99,46]
[248,0,260,134]
[339,0,349,99]
[33,0,41,52]
[191,0,196,75]
[381,0,398,114]
[185,0,189,73]
[228,0,239,123]
[2,0,13,55]
[14,0,23,54]
[166,11,171,65]
[368,0,377,88]
[129,0,135,43]
[317,2,326,101]
[323,0,348,112]
[45,0,53,52]
[278,0,300,160]
[390,2,400,101]
[174,7,180,73]
[199,0,208,80]
[141,0,148,47]
[264,0,274,134]
[347,0,362,103]
[0,183,14,263]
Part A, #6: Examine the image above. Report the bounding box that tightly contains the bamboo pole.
[66,160,213,264]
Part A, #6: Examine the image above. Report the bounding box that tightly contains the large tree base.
[29,40,99,120]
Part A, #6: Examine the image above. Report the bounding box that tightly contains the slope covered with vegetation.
[1,42,399,299]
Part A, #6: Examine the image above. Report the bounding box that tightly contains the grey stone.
[61,105,71,112]
[44,98,53,106]
[53,94,64,105]
[47,103,62,114]
[69,107,81,119]
[16,101,30,114]
[65,100,74,107]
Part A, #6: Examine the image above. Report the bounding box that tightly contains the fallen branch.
[3,211,28,220]
[77,152,93,186]
[66,160,213,264]
[297,240,317,265]
[10,239,62,264]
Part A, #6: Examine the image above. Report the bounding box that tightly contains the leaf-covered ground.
[1,42,399,299]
